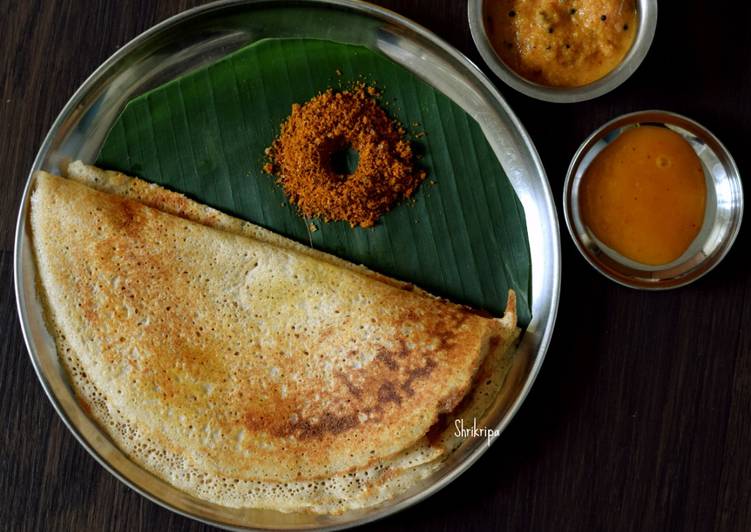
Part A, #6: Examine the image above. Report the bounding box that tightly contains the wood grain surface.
[1,1,749,530]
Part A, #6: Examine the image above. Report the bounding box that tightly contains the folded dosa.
[30,166,519,512]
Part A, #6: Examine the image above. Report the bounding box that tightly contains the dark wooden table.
[2,1,749,530]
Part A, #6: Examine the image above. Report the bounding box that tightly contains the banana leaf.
[97,38,532,326]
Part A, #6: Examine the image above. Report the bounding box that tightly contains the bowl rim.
[562,109,744,290]
[13,0,561,529]
[467,0,658,103]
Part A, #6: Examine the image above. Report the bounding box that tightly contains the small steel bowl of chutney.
[468,0,658,102]
[563,110,743,289]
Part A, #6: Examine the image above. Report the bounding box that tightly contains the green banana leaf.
[97,38,532,326]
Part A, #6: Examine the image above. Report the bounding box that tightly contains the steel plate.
[14,0,560,529]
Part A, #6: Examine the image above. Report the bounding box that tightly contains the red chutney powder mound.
[264,84,425,228]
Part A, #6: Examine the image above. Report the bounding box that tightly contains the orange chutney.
[486,0,637,87]
[580,126,707,265]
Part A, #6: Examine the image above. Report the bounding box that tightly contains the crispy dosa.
[31,166,519,512]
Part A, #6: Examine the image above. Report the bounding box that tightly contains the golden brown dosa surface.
[30,162,519,513]
[31,170,516,480]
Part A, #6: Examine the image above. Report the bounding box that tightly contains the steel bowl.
[563,110,743,290]
[468,0,658,103]
[14,0,561,529]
